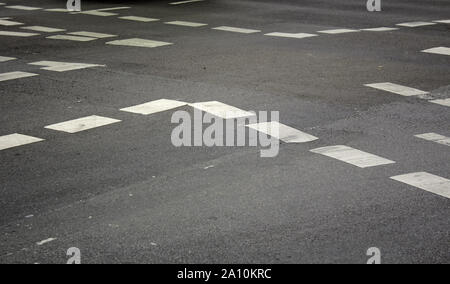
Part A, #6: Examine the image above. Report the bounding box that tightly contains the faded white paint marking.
[120,99,187,115]
[119,16,159,22]
[46,35,97,41]
[0,19,24,26]
[430,98,450,107]
[0,71,38,82]
[0,31,39,37]
[365,82,428,97]
[29,61,104,72]
[434,20,450,24]
[68,31,116,38]
[36,238,56,246]
[44,8,69,12]
[189,101,255,119]
[165,21,207,27]
[79,10,117,16]
[212,26,260,34]
[396,22,436,27]
[0,3,5,5]
[0,56,16,62]
[45,115,121,133]
[391,172,450,199]
[362,27,399,32]
[0,134,44,151]
[97,7,131,11]
[310,145,395,168]
[21,26,65,33]
[264,32,318,39]
[415,133,450,147]
[106,38,172,48]
[422,47,450,56]
[6,5,42,11]
[318,29,360,34]
[247,121,318,143]
[170,0,204,5]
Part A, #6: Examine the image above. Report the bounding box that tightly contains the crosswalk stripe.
[189,101,255,119]
[170,0,205,5]
[97,7,131,12]
[415,133,450,146]
[44,8,69,12]
[165,21,207,27]
[365,82,429,97]
[430,98,450,107]
[0,19,24,26]
[44,115,121,133]
[264,32,318,39]
[422,47,450,56]
[119,16,159,22]
[120,99,187,115]
[6,5,42,11]
[0,71,38,82]
[310,145,395,168]
[212,26,261,34]
[68,31,117,38]
[318,29,360,34]
[396,22,436,27]
[434,20,450,24]
[391,172,450,199]
[79,10,117,16]
[28,61,104,72]
[246,121,318,143]
[362,27,399,32]
[0,31,39,37]
[106,38,172,48]
[0,56,16,62]
[21,26,65,33]
[46,35,97,41]
[0,134,44,151]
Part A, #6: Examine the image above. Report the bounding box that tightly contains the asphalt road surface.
[0,0,449,264]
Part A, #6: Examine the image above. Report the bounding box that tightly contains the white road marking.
[0,31,39,37]
[120,99,187,115]
[68,31,117,38]
[430,98,450,107]
[0,19,24,26]
[6,5,42,11]
[45,115,121,133]
[106,38,172,48]
[79,10,117,16]
[46,35,97,41]
[415,133,450,146]
[97,7,131,11]
[0,133,44,151]
[246,121,318,143]
[189,101,255,119]
[365,82,429,97]
[36,238,57,246]
[310,145,395,168]
[170,0,205,5]
[0,56,16,62]
[21,26,65,33]
[318,29,360,34]
[422,47,450,56]
[434,20,450,24]
[362,27,399,32]
[0,71,38,82]
[264,32,318,39]
[44,8,69,12]
[0,3,5,5]
[165,21,207,27]
[212,26,261,34]
[391,172,450,199]
[119,16,159,22]
[396,22,436,27]
[29,61,104,72]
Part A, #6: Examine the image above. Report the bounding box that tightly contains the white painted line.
[434,20,450,24]
[0,71,38,82]
[430,98,450,107]
[318,29,360,34]
[0,56,16,62]
[264,32,318,39]
[119,16,159,22]
[21,26,65,33]
[170,0,204,5]
[120,99,187,115]
[97,7,131,11]
[36,238,57,246]
[415,133,450,147]
[365,82,429,97]
[0,31,39,37]
[46,35,97,41]
[391,172,450,199]
[68,31,117,38]
[29,61,104,72]
[6,5,42,11]
[0,3,5,5]
[362,27,399,32]
[0,134,44,151]
[310,145,395,168]
[45,115,121,133]
[44,8,69,12]
[422,47,450,56]
[106,38,172,48]
[246,121,318,143]
[212,26,260,34]
[79,10,117,16]
[0,19,24,26]
[189,101,255,119]
[396,22,436,27]
[165,21,207,27]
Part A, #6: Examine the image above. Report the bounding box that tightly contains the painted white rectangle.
[97,7,131,11]
[212,26,260,34]
[68,31,116,38]
[362,27,399,32]
[0,31,39,37]
[430,98,450,107]
[45,115,121,133]
[0,3,5,5]
[120,99,187,115]
[79,10,117,16]
[422,47,450,56]
[189,101,255,119]
[170,0,204,5]
[21,26,65,33]
[29,61,103,72]
[246,121,318,143]
[0,19,24,26]
[318,29,360,34]
[0,71,38,82]
[46,35,97,41]
[0,56,16,62]
[119,16,159,22]
[264,32,317,39]
[44,8,69,12]
[36,238,57,246]
[106,38,172,48]
[365,82,428,97]
[434,20,450,24]
[391,172,450,199]
[397,22,436,27]
[415,133,450,147]
[310,145,395,168]
[0,134,44,151]
[6,5,42,11]
[165,21,207,27]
